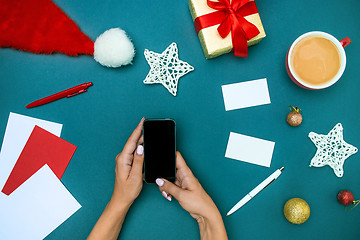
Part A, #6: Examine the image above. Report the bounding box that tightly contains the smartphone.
[143,119,176,183]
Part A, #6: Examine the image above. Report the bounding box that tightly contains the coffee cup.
[286,31,351,90]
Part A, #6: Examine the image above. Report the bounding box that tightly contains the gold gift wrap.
[189,0,266,59]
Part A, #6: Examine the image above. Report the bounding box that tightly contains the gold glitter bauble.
[287,106,302,127]
[284,198,310,224]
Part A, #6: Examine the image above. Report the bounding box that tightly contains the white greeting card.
[225,132,275,167]
[221,78,271,111]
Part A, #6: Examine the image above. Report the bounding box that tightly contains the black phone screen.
[143,119,176,183]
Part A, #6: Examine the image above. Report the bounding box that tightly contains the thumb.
[156,178,183,200]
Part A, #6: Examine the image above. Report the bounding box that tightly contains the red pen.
[26,82,93,108]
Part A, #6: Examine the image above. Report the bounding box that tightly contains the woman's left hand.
[87,118,145,240]
[111,117,145,209]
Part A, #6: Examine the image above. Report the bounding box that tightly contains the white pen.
[226,167,285,216]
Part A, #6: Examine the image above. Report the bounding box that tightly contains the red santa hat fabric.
[0,0,135,67]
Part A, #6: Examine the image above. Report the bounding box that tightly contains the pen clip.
[262,168,284,191]
[66,89,87,98]
[262,178,276,190]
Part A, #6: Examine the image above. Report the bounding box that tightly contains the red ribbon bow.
[194,0,260,57]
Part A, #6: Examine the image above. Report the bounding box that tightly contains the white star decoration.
[309,123,358,177]
[143,42,194,96]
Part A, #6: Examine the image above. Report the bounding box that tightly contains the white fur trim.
[94,28,135,68]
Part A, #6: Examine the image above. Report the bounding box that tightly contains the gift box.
[189,0,266,59]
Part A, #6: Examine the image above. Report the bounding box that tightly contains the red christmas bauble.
[337,190,354,206]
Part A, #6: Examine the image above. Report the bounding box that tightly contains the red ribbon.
[194,0,260,57]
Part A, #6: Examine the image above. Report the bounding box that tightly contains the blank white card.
[221,78,271,111]
[225,132,275,167]
[0,165,81,240]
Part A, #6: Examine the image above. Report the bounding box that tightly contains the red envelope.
[1,125,76,195]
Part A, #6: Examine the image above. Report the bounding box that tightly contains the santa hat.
[0,0,135,68]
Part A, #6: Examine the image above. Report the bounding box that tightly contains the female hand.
[111,117,145,209]
[156,152,228,240]
[88,118,145,240]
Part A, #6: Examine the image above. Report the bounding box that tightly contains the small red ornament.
[337,190,360,210]
[337,190,354,206]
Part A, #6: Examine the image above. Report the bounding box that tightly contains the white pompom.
[94,28,135,68]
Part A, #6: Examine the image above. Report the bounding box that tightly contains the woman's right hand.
[156,152,228,240]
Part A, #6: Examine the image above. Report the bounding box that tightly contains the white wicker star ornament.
[308,123,358,177]
[143,42,194,96]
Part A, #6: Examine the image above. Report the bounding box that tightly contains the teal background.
[1,0,360,239]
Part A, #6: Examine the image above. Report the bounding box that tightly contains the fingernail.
[162,191,168,198]
[136,145,144,155]
[156,178,164,187]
